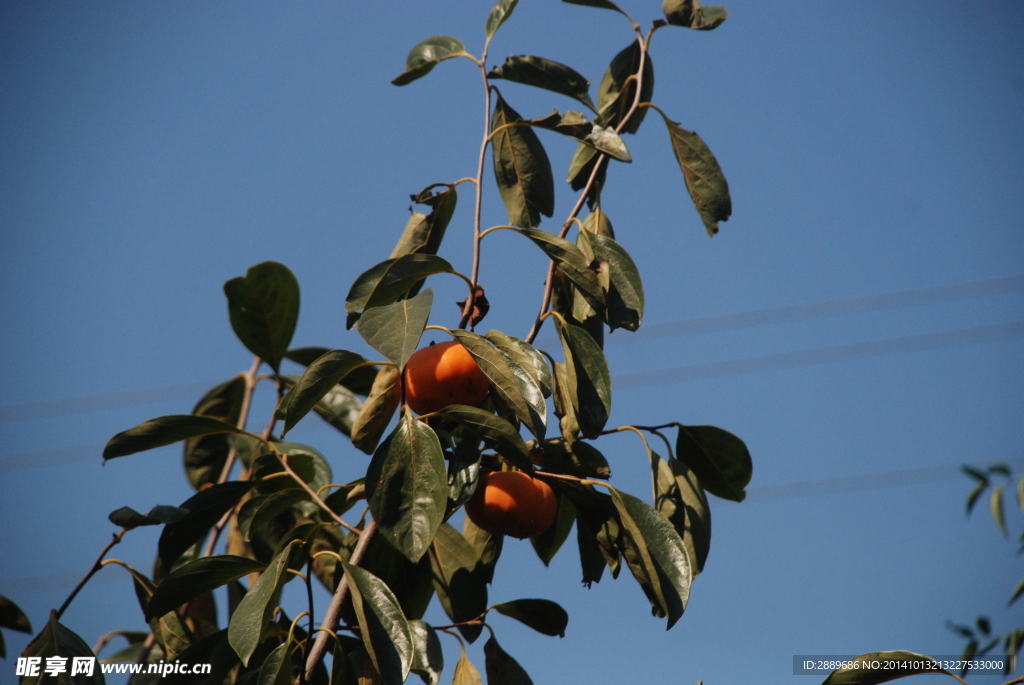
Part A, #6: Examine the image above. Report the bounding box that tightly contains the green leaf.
[961,464,988,483]
[530,438,610,479]
[491,92,555,229]
[516,227,605,314]
[611,488,692,629]
[489,55,594,111]
[966,481,987,515]
[562,0,626,15]
[358,289,434,371]
[485,0,518,39]
[228,540,301,666]
[184,375,247,490]
[492,599,568,637]
[662,0,728,30]
[1009,578,1024,606]
[452,643,483,685]
[392,36,467,86]
[437,405,532,473]
[391,185,458,261]
[675,425,752,502]
[146,556,266,621]
[582,207,615,237]
[223,261,300,373]
[485,331,552,399]
[352,365,403,455]
[664,118,731,236]
[158,481,253,569]
[528,110,631,162]
[237,490,309,541]
[0,595,31,634]
[530,491,576,565]
[447,446,483,512]
[347,254,457,316]
[281,374,363,437]
[20,611,104,685]
[342,559,414,685]
[820,652,953,685]
[584,232,644,332]
[991,484,1008,536]
[288,347,378,395]
[430,523,489,644]
[463,516,504,585]
[254,442,332,495]
[255,641,292,685]
[553,318,611,439]
[450,330,546,442]
[357,534,436,622]
[566,142,605,194]
[596,41,654,135]
[108,505,188,530]
[366,410,448,562]
[278,350,368,435]
[483,636,533,685]
[408,620,444,685]
[104,415,252,462]
[650,449,711,575]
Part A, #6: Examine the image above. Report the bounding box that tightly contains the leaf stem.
[524,26,649,344]
[302,517,379,681]
[273,451,362,535]
[56,530,124,620]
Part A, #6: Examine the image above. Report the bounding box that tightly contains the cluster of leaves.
[9,2,751,685]
[944,464,1024,676]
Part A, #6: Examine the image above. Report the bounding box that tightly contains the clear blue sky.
[2,2,1022,684]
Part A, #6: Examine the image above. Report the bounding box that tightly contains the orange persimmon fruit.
[403,340,490,415]
[464,470,557,539]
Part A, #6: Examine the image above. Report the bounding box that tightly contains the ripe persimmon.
[403,340,490,415]
[464,470,557,539]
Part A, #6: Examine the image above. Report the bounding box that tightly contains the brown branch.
[459,55,494,331]
[55,531,123,620]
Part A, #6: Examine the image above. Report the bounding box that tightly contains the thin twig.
[56,531,123,619]
[274,451,362,535]
[303,518,378,681]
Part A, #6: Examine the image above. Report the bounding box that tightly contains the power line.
[1,275,1020,424]
[616,320,1024,388]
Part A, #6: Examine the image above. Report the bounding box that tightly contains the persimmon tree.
[6,1,755,684]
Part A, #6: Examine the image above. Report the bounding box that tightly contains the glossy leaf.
[184,375,247,490]
[238,490,309,541]
[485,330,551,398]
[366,410,448,562]
[391,185,458,261]
[358,289,434,371]
[278,350,368,435]
[408,620,444,685]
[223,261,299,373]
[650,449,711,575]
[342,559,414,685]
[562,0,626,14]
[104,415,251,462]
[675,425,751,502]
[489,55,594,111]
[452,644,483,685]
[356,534,436,622]
[528,110,631,162]
[255,641,292,685]
[554,318,611,439]
[158,481,253,569]
[108,505,188,530]
[430,523,488,644]
[530,493,576,564]
[463,516,504,585]
[352,364,403,455]
[485,0,518,39]
[146,556,266,621]
[451,330,546,442]
[662,0,728,30]
[584,232,644,331]
[392,36,467,86]
[228,540,301,666]
[253,442,332,496]
[664,118,731,236]
[483,636,533,685]
[516,227,605,313]
[347,255,456,317]
[821,652,951,685]
[530,438,610,480]
[288,347,378,396]
[20,611,104,685]
[447,446,483,512]
[491,92,554,229]
[597,41,654,135]
[610,488,692,629]
[437,405,532,473]
[492,599,568,637]
[284,375,363,437]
